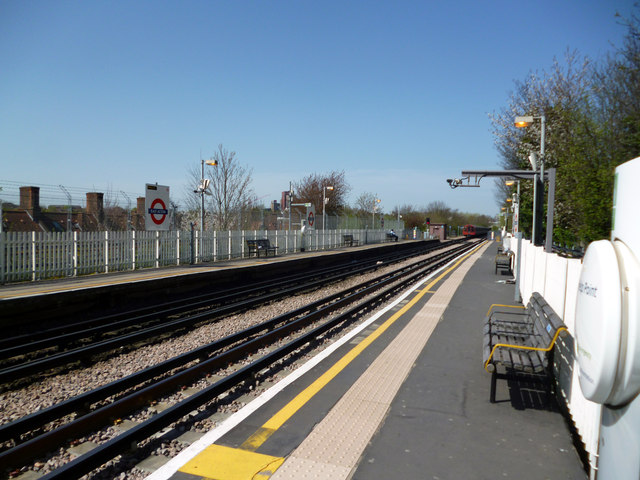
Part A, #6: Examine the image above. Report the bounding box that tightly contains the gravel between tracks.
[1,244,464,477]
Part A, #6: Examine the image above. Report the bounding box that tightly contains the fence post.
[31,231,36,281]
[176,230,180,265]
[132,230,136,270]
[105,231,109,273]
[190,223,195,265]
[228,230,232,260]
[73,231,78,277]
[194,230,200,263]
[0,232,4,284]
[213,230,217,262]
[155,231,160,268]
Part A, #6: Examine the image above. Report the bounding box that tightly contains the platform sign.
[145,183,170,231]
[307,205,315,229]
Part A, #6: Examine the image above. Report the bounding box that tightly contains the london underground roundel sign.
[149,198,168,225]
[145,184,171,231]
[308,211,315,227]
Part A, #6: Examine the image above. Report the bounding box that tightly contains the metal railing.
[0,228,402,284]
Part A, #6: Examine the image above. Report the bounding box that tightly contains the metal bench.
[494,250,513,274]
[246,239,278,257]
[386,232,398,242]
[483,292,567,403]
[343,234,359,247]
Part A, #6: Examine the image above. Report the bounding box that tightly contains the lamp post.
[505,199,513,231]
[372,198,381,228]
[323,186,334,231]
[514,115,545,245]
[505,180,520,236]
[196,157,218,234]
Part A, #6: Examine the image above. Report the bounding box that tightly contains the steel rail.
[0,242,441,360]
[0,242,462,444]
[0,242,448,383]
[0,242,476,475]
[34,242,478,480]
[0,254,377,355]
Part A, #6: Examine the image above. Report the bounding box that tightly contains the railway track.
[0,240,455,386]
[0,240,481,479]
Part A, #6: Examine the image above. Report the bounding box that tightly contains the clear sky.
[0,0,635,216]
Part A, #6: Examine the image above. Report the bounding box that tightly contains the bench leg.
[490,370,497,403]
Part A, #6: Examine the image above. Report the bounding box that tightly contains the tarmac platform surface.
[351,242,586,480]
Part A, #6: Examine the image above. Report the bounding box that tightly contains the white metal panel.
[568,358,602,474]
[564,259,582,334]
[532,245,547,297]
[544,253,568,318]
[522,241,537,303]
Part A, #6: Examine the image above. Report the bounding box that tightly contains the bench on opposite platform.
[343,234,360,247]
[246,239,278,257]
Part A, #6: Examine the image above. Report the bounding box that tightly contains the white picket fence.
[506,233,600,477]
[0,229,396,284]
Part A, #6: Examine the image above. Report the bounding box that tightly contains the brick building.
[1,186,145,232]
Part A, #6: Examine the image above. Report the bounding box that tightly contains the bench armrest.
[483,326,568,373]
[485,304,524,317]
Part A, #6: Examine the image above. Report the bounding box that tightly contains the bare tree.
[354,192,382,227]
[207,145,256,230]
[183,145,256,231]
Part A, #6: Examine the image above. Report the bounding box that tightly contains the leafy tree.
[490,9,640,246]
[293,170,350,216]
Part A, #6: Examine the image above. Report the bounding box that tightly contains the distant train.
[462,224,491,238]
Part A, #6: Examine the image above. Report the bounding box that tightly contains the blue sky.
[0,0,635,216]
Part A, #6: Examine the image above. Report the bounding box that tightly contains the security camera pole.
[197,157,218,234]
[447,169,556,253]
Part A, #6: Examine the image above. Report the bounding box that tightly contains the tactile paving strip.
[271,243,488,479]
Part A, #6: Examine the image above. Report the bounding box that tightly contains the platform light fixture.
[514,114,546,245]
[505,179,521,235]
[323,186,334,231]
[195,157,218,233]
[514,115,534,128]
[372,198,381,227]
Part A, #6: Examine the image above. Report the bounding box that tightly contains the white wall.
[511,236,601,476]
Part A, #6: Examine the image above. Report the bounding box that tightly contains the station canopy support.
[448,169,556,253]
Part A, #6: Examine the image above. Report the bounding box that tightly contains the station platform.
[144,241,587,480]
[0,240,418,328]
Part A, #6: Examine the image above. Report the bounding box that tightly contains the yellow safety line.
[483,327,568,373]
[485,303,525,317]
[239,243,483,452]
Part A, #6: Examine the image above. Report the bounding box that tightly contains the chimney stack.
[20,186,41,220]
[86,192,104,223]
